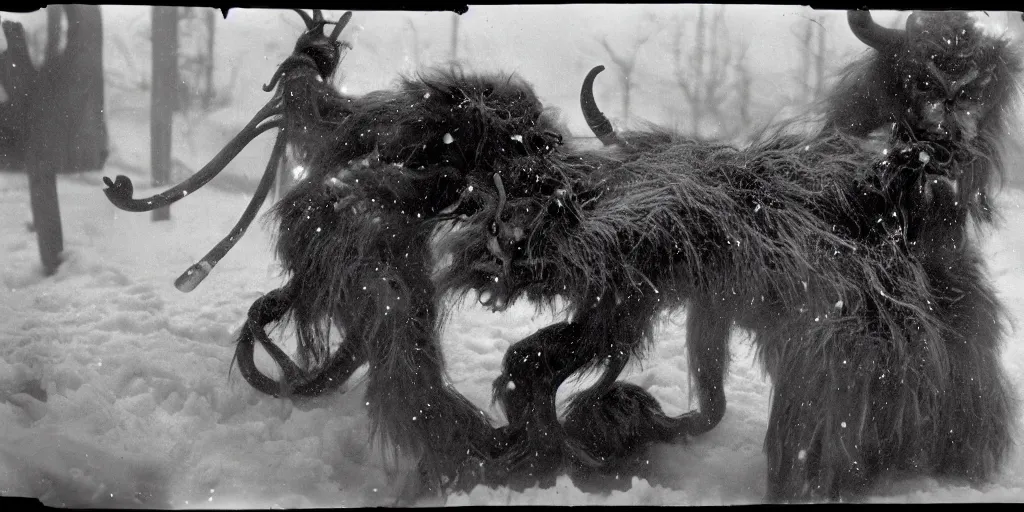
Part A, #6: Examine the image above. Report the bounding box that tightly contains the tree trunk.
[0,21,35,169]
[450,14,460,63]
[15,5,108,275]
[151,6,179,221]
[814,17,826,98]
[203,8,216,109]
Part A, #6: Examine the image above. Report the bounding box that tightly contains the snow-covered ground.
[2,5,1024,508]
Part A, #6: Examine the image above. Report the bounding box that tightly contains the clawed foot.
[483,424,565,490]
[396,426,561,500]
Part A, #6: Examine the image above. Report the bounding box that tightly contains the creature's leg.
[556,298,732,474]
[926,250,1014,482]
[678,299,731,434]
[352,251,496,494]
[492,298,660,481]
[901,177,1013,481]
[233,289,368,398]
[286,307,367,396]
[761,308,964,503]
[765,331,876,503]
[489,321,590,484]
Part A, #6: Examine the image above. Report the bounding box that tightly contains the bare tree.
[151,6,178,221]
[406,17,423,70]
[597,18,657,126]
[732,41,753,129]
[792,14,829,102]
[176,7,217,111]
[672,5,736,138]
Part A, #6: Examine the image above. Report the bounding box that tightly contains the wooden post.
[151,6,179,222]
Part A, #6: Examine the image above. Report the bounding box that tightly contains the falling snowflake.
[443,133,454,144]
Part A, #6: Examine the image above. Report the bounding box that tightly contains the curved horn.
[102,99,282,212]
[292,9,314,29]
[847,10,903,50]
[580,65,621,146]
[174,129,287,292]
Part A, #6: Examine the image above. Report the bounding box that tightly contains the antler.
[174,129,287,292]
[262,10,353,92]
[105,10,360,292]
[328,11,353,41]
[102,98,282,212]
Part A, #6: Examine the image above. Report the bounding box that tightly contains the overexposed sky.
[2,6,1019,135]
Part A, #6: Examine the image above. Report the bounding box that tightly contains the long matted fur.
[263,62,569,492]
[151,11,570,494]
[433,11,1023,500]
[435,122,956,497]
[125,9,1021,502]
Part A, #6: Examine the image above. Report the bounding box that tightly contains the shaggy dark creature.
[458,10,1021,501]
[817,8,1022,492]
[571,10,1023,497]
[240,15,583,495]
[436,93,953,497]
[260,29,572,498]
[829,11,1021,222]
[101,10,568,496]
[100,8,1020,501]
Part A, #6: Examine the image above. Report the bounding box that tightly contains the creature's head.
[434,169,574,311]
[401,69,565,170]
[846,10,1022,143]
[434,66,652,311]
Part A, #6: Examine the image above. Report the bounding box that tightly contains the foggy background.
[2,6,1021,190]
